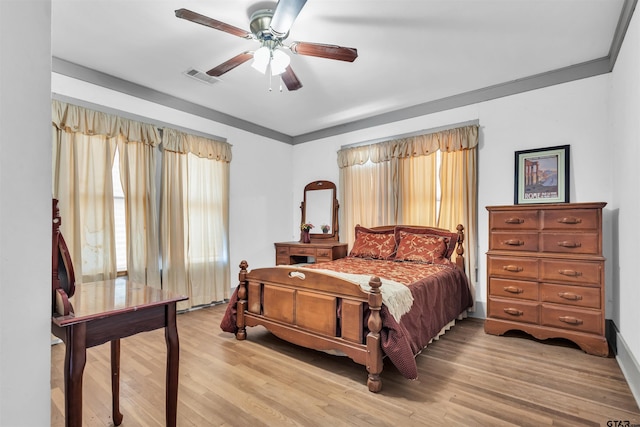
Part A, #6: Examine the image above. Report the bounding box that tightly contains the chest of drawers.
[274,241,348,265]
[485,202,608,356]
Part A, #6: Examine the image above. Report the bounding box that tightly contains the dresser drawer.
[540,232,600,255]
[276,255,291,266]
[541,209,600,231]
[316,248,332,258]
[540,259,601,285]
[489,231,539,252]
[490,210,539,230]
[290,247,317,256]
[488,256,538,280]
[541,304,602,335]
[540,283,600,309]
[276,246,289,256]
[489,278,538,301]
[488,298,539,324]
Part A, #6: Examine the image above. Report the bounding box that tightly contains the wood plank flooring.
[51,303,640,426]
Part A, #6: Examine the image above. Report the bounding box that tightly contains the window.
[112,148,127,273]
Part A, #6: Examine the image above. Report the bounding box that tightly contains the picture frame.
[514,145,570,205]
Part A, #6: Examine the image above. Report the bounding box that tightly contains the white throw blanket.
[298,267,414,323]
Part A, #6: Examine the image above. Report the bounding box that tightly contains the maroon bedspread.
[220,257,472,380]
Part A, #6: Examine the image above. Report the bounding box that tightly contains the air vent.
[183,68,220,85]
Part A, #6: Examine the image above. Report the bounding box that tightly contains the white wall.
[610,5,640,403]
[0,1,52,425]
[293,75,612,320]
[51,73,294,283]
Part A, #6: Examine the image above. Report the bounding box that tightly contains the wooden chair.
[52,198,75,316]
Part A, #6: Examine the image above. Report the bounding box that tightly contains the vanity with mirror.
[274,180,348,265]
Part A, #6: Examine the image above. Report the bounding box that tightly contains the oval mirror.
[300,180,339,241]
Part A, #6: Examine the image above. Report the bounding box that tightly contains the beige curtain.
[338,140,400,245]
[52,130,117,282]
[339,160,396,245]
[337,125,478,306]
[52,100,162,284]
[161,128,231,310]
[117,138,161,287]
[437,148,478,308]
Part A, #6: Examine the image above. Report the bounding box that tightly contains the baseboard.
[614,327,640,409]
[606,319,617,354]
[468,300,486,319]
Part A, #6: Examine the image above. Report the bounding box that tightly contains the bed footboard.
[235,261,384,392]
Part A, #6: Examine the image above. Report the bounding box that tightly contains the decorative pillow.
[393,226,458,259]
[395,232,448,263]
[349,226,397,259]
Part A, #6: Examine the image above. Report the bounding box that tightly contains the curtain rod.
[52,93,229,144]
[340,119,479,150]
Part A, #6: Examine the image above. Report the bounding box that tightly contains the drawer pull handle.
[503,308,523,316]
[558,292,582,301]
[503,239,524,246]
[503,265,523,272]
[557,241,581,248]
[557,217,582,224]
[559,316,583,325]
[558,269,582,277]
[505,218,524,224]
[504,286,524,294]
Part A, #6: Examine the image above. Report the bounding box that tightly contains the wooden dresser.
[485,202,608,356]
[275,241,348,265]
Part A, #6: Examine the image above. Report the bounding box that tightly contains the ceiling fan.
[175,0,358,91]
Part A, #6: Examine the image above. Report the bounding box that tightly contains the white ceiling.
[52,0,632,144]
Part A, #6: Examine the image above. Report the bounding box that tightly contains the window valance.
[52,100,161,146]
[337,124,478,167]
[162,128,232,162]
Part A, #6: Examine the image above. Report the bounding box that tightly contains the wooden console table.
[275,241,348,265]
[51,278,188,427]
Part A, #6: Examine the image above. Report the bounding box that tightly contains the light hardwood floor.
[51,303,640,426]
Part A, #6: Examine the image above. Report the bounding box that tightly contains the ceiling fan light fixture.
[270,49,290,75]
[251,46,270,74]
[175,0,355,91]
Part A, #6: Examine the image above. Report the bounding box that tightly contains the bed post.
[455,224,466,272]
[366,276,383,393]
[236,260,248,340]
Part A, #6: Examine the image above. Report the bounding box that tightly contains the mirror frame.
[300,180,339,241]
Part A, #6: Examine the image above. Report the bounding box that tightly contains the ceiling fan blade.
[207,52,254,77]
[280,66,303,91]
[269,0,308,37]
[290,42,358,62]
[175,9,253,39]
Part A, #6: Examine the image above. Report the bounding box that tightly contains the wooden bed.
[221,224,473,392]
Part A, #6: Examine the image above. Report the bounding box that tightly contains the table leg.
[64,323,87,427]
[111,339,124,425]
[165,302,180,427]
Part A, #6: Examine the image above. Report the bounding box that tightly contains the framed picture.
[514,145,570,204]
